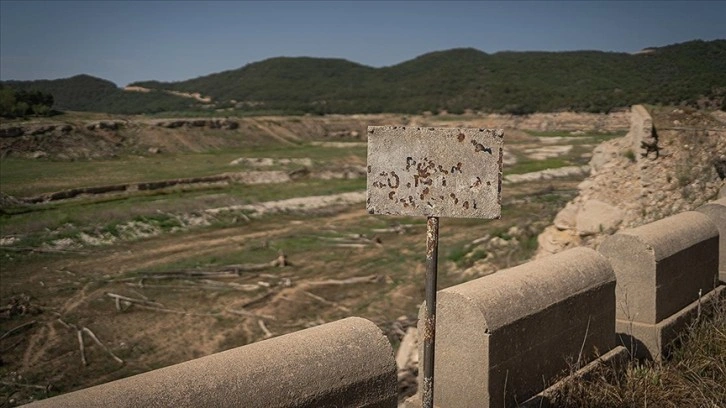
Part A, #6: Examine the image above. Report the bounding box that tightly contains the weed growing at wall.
[549,295,726,407]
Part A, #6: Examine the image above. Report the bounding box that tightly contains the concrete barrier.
[696,197,726,283]
[599,211,720,359]
[628,104,657,161]
[415,247,615,408]
[25,317,397,408]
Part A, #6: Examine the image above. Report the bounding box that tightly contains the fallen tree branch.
[0,320,36,341]
[258,319,273,339]
[239,290,276,309]
[55,317,71,329]
[82,327,124,365]
[333,243,369,248]
[127,303,223,317]
[0,337,26,353]
[306,274,381,287]
[77,330,87,366]
[0,380,52,392]
[54,315,123,367]
[105,292,164,307]
[302,291,351,312]
[116,253,289,282]
[128,271,241,281]
[224,307,276,320]
[223,251,288,272]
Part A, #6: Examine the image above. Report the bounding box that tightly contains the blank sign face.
[366,126,503,219]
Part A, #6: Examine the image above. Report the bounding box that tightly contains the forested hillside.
[2,75,191,115]
[2,40,724,115]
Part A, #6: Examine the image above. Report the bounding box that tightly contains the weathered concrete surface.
[366,126,503,219]
[25,317,397,408]
[696,197,726,283]
[599,211,719,359]
[616,285,725,360]
[599,211,719,324]
[628,104,657,161]
[417,247,615,408]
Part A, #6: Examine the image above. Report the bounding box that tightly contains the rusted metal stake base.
[423,216,439,408]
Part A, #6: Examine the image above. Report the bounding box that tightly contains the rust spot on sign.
[387,171,400,188]
[471,140,493,154]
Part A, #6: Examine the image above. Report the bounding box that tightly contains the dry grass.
[549,295,726,408]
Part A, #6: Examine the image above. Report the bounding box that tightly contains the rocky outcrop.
[154,118,239,130]
[536,105,726,258]
[0,124,74,138]
[504,165,589,184]
[86,121,124,131]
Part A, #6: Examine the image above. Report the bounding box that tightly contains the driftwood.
[82,327,124,364]
[312,234,382,248]
[306,274,381,287]
[372,223,421,234]
[258,320,273,339]
[114,301,223,317]
[224,307,275,321]
[115,252,288,283]
[239,290,276,309]
[55,317,71,329]
[302,291,351,313]
[223,251,288,272]
[127,271,241,281]
[0,320,36,341]
[77,330,87,366]
[106,292,164,307]
[105,295,223,317]
[55,316,123,366]
[0,380,52,392]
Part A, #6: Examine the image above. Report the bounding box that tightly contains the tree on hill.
[0,85,54,118]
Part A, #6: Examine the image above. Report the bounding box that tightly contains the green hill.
[1,75,193,114]
[3,39,725,115]
[131,39,726,114]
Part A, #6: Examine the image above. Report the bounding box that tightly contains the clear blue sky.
[1,0,724,87]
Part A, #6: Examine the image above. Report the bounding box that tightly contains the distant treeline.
[1,75,191,115]
[0,85,55,118]
[2,39,725,116]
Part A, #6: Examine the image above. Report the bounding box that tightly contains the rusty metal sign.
[366,126,503,219]
[366,126,504,408]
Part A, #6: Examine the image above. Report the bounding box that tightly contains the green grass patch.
[0,177,366,247]
[507,158,571,174]
[0,143,366,197]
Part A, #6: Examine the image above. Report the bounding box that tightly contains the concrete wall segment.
[419,247,616,407]
[440,247,615,332]
[598,234,656,321]
[617,212,717,261]
[696,197,726,282]
[600,211,719,324]
[25,317,397,408]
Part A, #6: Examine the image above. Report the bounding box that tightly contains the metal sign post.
[366,126,503,408]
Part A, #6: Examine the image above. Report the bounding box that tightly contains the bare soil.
[0,111,626,406]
